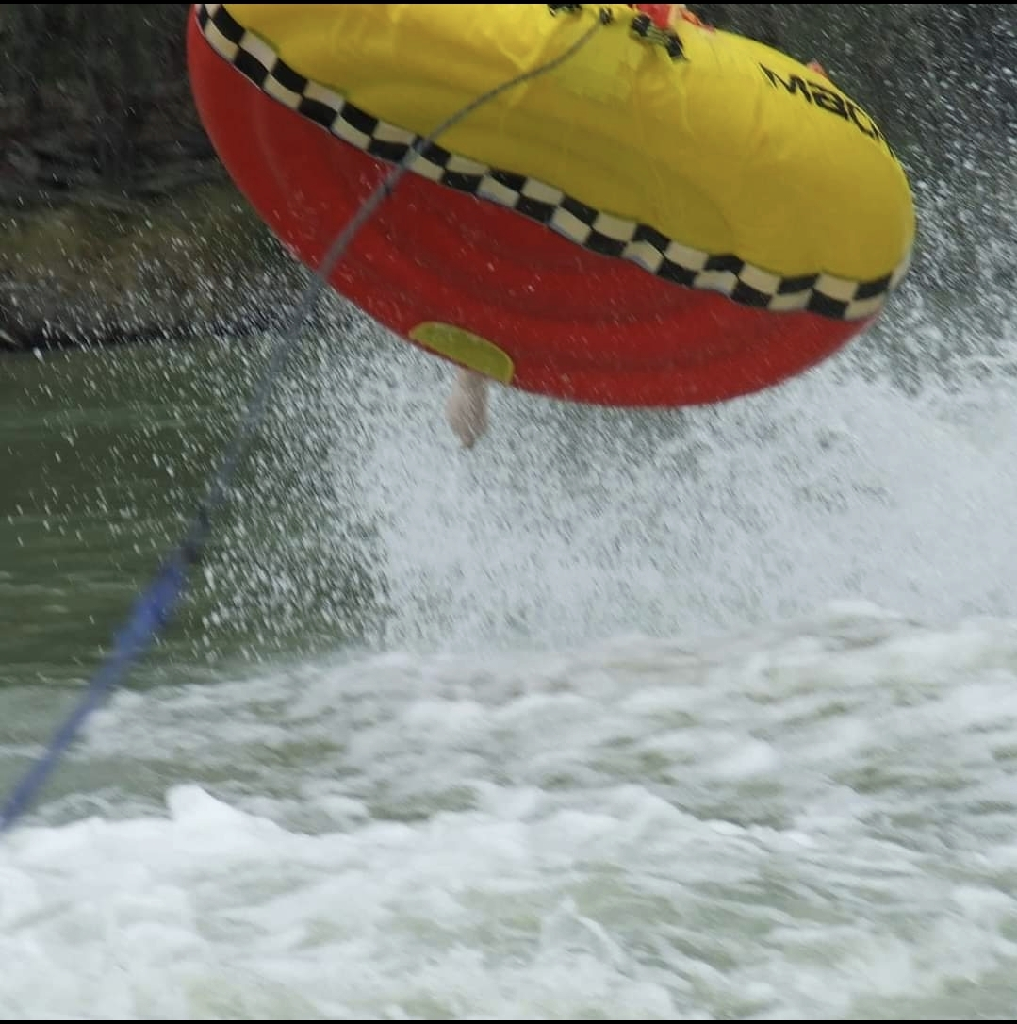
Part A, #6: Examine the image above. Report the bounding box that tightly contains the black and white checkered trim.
[196,3,910,321]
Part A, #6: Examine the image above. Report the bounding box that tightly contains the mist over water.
[188,278,1017,663]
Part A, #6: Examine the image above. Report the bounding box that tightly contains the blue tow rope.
[0,8,604,834]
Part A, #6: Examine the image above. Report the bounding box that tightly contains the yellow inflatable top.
[203,3,914,319]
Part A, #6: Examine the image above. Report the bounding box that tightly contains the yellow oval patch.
[409,322,515,385]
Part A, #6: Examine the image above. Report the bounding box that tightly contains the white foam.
[5,603,1017,1018]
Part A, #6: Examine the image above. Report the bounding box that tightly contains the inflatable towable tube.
[187,3,915,407]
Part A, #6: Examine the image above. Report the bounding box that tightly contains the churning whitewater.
[2,298,1017,1018]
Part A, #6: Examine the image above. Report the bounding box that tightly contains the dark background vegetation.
[0,4,210,201]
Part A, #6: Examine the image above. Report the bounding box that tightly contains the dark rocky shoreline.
[1,175,301,353]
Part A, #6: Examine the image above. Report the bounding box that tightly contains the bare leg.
[446,367,490,448]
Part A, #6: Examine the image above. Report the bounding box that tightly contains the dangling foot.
[446,367,489,449]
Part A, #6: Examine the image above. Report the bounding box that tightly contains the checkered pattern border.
[196,3,909,321]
